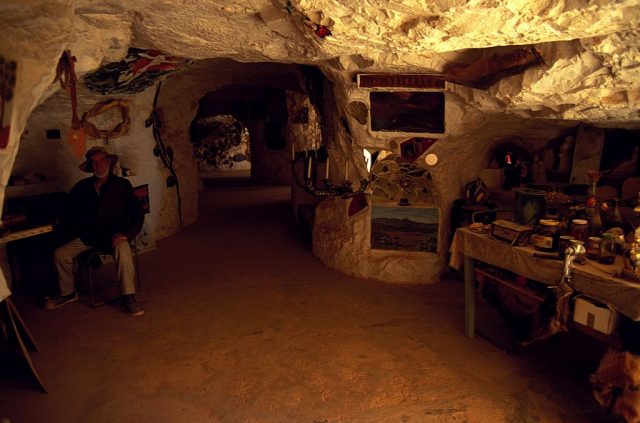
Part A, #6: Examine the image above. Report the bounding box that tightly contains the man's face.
[90,153,110,178]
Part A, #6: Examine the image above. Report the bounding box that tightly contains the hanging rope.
[145,81,183,227]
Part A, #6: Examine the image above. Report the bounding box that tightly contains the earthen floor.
[0,181,615,422]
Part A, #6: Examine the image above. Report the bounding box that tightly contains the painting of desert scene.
[371,205,439,252]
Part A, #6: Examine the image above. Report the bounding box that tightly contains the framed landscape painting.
[371,205,439,253]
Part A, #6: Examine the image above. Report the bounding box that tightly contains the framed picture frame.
[369,91,445,135]
[133,184,150,214]
[371,204,439,253]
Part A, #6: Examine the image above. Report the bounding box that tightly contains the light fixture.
[291,151,368,198]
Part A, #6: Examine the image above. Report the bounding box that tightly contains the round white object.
[425,153,438,166]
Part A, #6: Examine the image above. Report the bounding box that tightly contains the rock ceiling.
[2,0,640,124]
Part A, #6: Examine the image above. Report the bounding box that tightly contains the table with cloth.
[450,227,640,339]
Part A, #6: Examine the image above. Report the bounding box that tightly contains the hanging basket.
[81,99,131,139]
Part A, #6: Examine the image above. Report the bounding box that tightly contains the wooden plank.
[6,297,39,352]
[568,320,622,348]
[475,268,546,303]
[1,298,48,393]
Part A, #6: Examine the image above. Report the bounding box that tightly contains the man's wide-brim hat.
[79,146,118,173]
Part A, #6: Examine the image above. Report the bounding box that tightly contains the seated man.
[44,146,145,316]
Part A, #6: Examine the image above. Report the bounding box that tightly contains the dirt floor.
[0,180,620,422]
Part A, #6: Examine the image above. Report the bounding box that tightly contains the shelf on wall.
[5,180,60,199]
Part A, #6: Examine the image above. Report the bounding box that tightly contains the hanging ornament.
[54,50,85,158]
[315,25,332,38]
[81,99,131,139]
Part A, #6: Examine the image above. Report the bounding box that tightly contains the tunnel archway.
[190,84,290,184]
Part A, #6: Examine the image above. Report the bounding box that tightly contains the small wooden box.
[490,219,533,246]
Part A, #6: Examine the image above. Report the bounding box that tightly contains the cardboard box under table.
[573,295,619,335]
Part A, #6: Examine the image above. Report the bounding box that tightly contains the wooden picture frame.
[371,204,439,252]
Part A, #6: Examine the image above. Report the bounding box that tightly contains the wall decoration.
[54,50,84,157]
[81,99,131,139]
[570,125,606,185]
[371,205,439,252]
[314,25,332,38]
[133,184,150,214]
[348,192,368,217]
[347,101,368,125]
[357,74,444,89]
[0,56,17,148]
[147,81,183,226]
[443,46,544,89]
[370,152,435,205]
[400,137,438,163]
[190,114,251,172]
[370,91,444,134]
[83,48,188,94]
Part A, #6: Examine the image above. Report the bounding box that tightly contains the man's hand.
[111,233,128,248]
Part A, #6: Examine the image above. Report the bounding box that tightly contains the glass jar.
[559,235,575,257]
[569,219,589,242]
[586,236,602,260]
[599,233,616,265]
[532,219,560,252]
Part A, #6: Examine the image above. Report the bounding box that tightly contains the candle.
[325,155,330,179]
[307,156,312,179]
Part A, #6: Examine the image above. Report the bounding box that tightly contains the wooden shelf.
[5,180,60,198]
[568,320,621,348]
[475,268,546,303]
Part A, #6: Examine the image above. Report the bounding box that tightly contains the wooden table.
[450,227,640,339]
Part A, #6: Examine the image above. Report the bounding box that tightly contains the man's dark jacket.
[61,174,144,250]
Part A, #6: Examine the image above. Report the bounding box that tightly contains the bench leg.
[464,255,476,339]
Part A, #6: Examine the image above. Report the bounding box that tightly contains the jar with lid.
[599,233,616,265]
[586,236,602,260]
[532,219,560,252]
[569,219,589,242]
